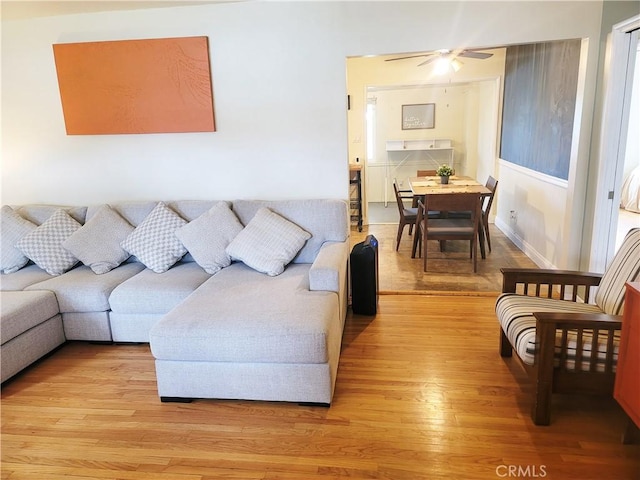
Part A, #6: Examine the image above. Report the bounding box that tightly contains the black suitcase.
[350,235,379,315]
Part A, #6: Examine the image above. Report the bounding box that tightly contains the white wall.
[1,1,607,269]
[365,84,470,203]
[2,2,352,204]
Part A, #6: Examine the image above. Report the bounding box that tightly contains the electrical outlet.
[510,210,517,222]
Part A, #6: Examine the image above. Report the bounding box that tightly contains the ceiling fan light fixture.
[434,57,451,75]
[433,55,463,75]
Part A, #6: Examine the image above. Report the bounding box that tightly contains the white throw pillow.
[15,209,81,275]
[120,202,187,273]
[226,207,311,276]
[175,202,244,275]
[1,205,37,274]
[62,204,134,274]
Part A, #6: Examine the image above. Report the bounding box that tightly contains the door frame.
[589,15,639,272]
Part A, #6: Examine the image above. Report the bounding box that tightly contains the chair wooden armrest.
[531,311,622,425]
[500,267,603,301]
[533,311,622,328]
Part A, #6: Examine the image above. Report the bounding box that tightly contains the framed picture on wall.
[402,103,435,130]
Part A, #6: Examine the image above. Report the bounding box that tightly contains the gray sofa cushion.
[14,205,87,225]
[149,263,340,364]
[175,202,243,275]
[1,290,60,344]
[24,263,145,313]
[62,204,134,274]
[86,200,218,227]
[1,205,36,274]
[226,207,311,276]
[231,199,348,264]
[0,265,53,291]
[109,262,211,314]
[16,209,81,275]
[120,202,187,273]
[166,200,220,222]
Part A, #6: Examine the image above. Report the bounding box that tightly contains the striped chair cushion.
[496,294,618,370]
[595,228,640,315]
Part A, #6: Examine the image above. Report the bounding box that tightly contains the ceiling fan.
[385,49,494,67]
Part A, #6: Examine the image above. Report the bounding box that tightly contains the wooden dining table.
[408,175,491,196]
[408,175,491,260]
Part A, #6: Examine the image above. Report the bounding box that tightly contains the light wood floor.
[350,223,538,293]
[2,295,638,479]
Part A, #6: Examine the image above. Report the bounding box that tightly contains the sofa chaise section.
[149,263,343,404]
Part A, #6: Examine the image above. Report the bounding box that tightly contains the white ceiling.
[0,1,234,21]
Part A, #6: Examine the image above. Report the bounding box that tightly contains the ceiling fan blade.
[385,53,431,62]
[458,51,493,60]
[417,56,439,66]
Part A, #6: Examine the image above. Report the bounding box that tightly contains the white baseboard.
[494,218,556,270]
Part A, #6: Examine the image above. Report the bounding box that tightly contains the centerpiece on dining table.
[436,164,454,184]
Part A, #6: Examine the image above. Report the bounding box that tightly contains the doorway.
[591,16,640,270]
[346,50,506,227]
[615,39,640,250]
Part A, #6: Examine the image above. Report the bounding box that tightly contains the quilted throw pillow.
[15,209,81,275]
[226,207,311,276]
[1,205,37,274]
[120,202,187,273]
[62,204,135,274]
[175,202,244,275]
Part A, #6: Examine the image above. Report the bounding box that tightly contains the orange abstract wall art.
[53,36,215,135]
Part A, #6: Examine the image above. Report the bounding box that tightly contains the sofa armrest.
[309,241,349,293]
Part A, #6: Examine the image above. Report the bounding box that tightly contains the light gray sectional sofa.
[1,199,349,405]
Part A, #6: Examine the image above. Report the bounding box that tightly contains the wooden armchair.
[496,228,640,425]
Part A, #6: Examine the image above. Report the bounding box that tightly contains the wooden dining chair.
[393,180,418,250]
[481,176,498,253]
[414,193,482,272]
[445,175,498,257]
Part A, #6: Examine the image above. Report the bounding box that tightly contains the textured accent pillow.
[1,205,37,274]
[175,202,244,275]
[15,209,81,275]
[62,204,134,274]
[226,207,311,276]
[120,202,187,273]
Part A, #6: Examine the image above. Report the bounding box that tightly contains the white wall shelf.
[386,139,452,151]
